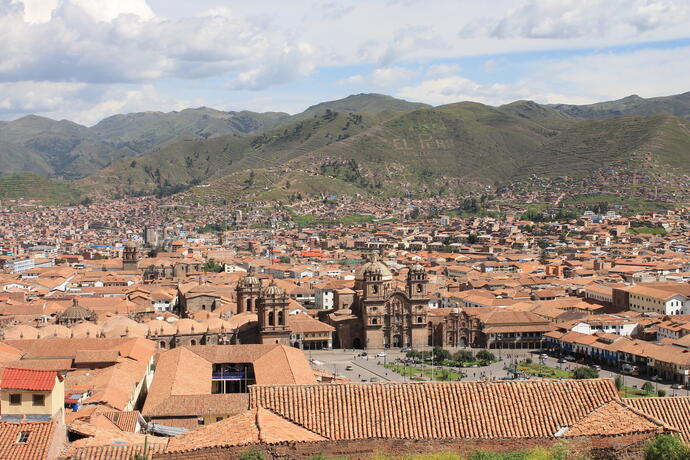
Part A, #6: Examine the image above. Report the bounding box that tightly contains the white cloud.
[486,0,689,39]
[398,45,690,106]
[426,63,460,77]
[0,0,316,87]
[226,42,316,90]
[335,74,365,86]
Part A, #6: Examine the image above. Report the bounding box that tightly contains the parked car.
[672,384,682,390]
[376,352,386,358]
[345,365,353,371]
[539,354,548,359]
[401,347,411,353]
[590,364,601,371]
[557,358,566,363]
[651,375,662,381]
[359,352,368,357]
[370,377,379,382]
[564,355,576,362]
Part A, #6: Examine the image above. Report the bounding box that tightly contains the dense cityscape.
[2,0,690,459]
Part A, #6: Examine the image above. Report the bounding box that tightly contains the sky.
[0,0,689,125]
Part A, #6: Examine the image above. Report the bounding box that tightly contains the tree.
[476,350,496,362]
[614,375,623,390]
[657,389,667,397]
[572,367,599,379]
[644,434,690,460]
[432,346,451,362]
[642,381,654,394]
[203,259,223,273]
[453,350,474,363]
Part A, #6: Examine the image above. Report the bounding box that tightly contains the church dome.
[261,280,284,297]
[409,263,425,273]
[238,267,261,289]
[354,253,393,281]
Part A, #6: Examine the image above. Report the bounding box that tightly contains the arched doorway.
[459,337,468,348]
[352,337,362,349]
[392,334,402,347]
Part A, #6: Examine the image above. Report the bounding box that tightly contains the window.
[216,417,223,422]
[9,394,20,405]
[32,394,45,406]
[268,311,274,326]
[16,432,29,444]
[197,417,204,425]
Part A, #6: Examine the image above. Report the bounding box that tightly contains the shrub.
[239,449,265,460]
[644,434,690,460]
[572,367,598,379]
[614,375,623,390]
[476,350,496,362]
[453,350,474,363]
[642,382,654,394]
[657,389,667,397]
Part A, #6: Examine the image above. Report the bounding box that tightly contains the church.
[323,254,430,349]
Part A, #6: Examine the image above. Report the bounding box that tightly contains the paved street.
[307,348,689,397]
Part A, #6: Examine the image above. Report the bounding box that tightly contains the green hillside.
[297,93,429,119]
[550,92,690,120]
[79,98,690,201]
[0,173,81,204]
[0,109,291,180]
[79,109,391,196]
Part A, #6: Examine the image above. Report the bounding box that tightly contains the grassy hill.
[5,91,690,204]
[297,93,429,119]
[80,97,690,203]
[78,109,393,196]
[0,173,81,204]
[0,109,291,180]
[550,92,690,120]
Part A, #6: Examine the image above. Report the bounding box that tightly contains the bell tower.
[407,263,428,299]
[257,281,291,345]
[236,267,261,313]
[123,242,139,271]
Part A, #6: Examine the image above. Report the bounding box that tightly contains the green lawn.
[384,363,464,381]
[514,361,573,379]
[619,385,658,398]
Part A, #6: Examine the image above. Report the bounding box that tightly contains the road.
[307,348,689,396]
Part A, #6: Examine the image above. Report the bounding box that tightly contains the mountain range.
[1,91,689,204]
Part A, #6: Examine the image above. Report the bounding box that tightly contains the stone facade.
[326,255,429,349]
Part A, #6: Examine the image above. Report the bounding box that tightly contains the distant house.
[0,368,65,424]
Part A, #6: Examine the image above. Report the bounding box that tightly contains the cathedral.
[325,254,430,349]
[235,268,291,346]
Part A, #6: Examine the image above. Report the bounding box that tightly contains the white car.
[376,352,386,358]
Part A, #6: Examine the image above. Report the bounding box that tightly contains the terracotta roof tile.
[0,368,58,391]
[0,420,57,460]
[627,396,690,443]
[249,379,665,441]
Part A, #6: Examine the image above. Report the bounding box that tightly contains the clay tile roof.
[165,407,325,453]
[74,349,120,364]
[63,444,166,460]
[626,396,690,443]
[563,400,667,438]
[249,379,665,441]
[0,420,57,460]
[0,368,58,391]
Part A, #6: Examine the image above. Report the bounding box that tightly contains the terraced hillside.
[0,173,81,204]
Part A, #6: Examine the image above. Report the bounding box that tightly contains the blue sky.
[1,0,689,125]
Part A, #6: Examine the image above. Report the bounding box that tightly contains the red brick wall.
[154,434,654,460]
